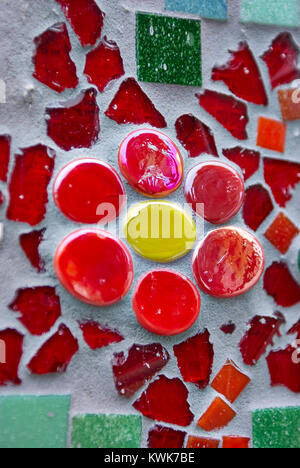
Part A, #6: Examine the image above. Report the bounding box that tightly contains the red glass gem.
[184,161,245,224]
[53,158,126,224]
[261,32,300,89]
[0,329,24,386]
[33,22,78,93]
[55,0,105,47]
[133,375,194,427]
[148,426,186,449]
[288,320,300,339]
[173,330,214,389]
[132,270,201,336]
[79,321,124,350]
[118,129,183,198]
[278,88,300,121]
[9,286,61,336]
[196,89,249,140]
[212,41,268,106]
[105,78,166,128]
[186,436,220,449]
[54,228,134,306]
[264,157,300,207]
[222,436,250,449]
[84,36,124,93]
[175,114,218,158]
[0,191,5,207]
[222,147,260,181]
[267,345,300,393]
[192,227,265,298]
[28,324,79,375]
[264,262,300,307]
[46,88,100,151]
[0,134,11,182]
[220,322,236,335]
[19,229,46,273]
[6,145,55,226]
[243,184,274,231]
[112,343,170,398]
[265,212,299,254]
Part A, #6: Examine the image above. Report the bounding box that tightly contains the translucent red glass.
[0,329,24,386]
[220,322,236,335]
[278,88,300,121]
[264,157,300,207]
[79,321,124,350]
[148,426,186,449]
[222,436,250,449]
[264,262,300,307]
[267,345,300,393]
[186,436,220,449]
[0,134,11,182]
[243,184,274,231]
[175,114,218,158]
[288,320,300,339]
[19,229,46,273]
[222,147,260,181]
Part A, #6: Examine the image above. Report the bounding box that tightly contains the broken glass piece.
[186,436,220,449]
[222,436,250,449]
[222,147,260,181]
[148,425,186,449]
[243,184,274,231]
[278,88,300,121]
[175,114,218,158]
[79,321,124,350]
[288,320,300,339]
[267,345,300,393]
[197,397,236,432]
[220,322,236,335]
[0,329,23,386]
[257,117,286,153]
[211,359,251,402]
[265,212,299,254]
[19,229,46,273]
[264,261,300,307]
[263,157,300,207]
[0,135,11,182]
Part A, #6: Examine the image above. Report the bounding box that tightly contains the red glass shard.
[173,330,214,389]
[175,114,218,158]
[46,89,100,151]
[105,78,167,128]
[84,36,124,93]
[0,135,11,182]
[19,229,46,273]
[278,88,300,121]
[28,324,79,374]
[222,436,250,449]
[112,343,170,398]
[148,426,186,449]
[222,147,260,181]
[212,42,268,106]
[79,321,124,350]
[264,261,300,307]
[257,117,286,153]
[196,89,249,140]
[264,157,300,207]
[55,0,105,47]
[33,22,78,93]
[0,191,5,207]
[6,145,55,226]
[133,375,194,427]
[240,314,284,366]
[186,436,220,449]
[243,184,274,231]
[220,322,236,335]
[0,329,24,386]
[267,345,300,393]
[265,212,299,254]
[288,320,300,339]
[9,286,61,336]
[261,33,300,89]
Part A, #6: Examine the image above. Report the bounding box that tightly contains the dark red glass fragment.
[264,157,300,208]
[148,426,186,449]
[112,343,170,398]
[19,229,46,273]
[288,320,300,339]
[105,78,167,128]
[267,345,300,393]
[212,42,268,105]
[175,114,218,158]
[243,184,274,231]
[223,147,260,181]
[0,329,24,386]
[264,262,300,307]
[46,88,100,151]
[6,145,55,226]
[220,322,236,335]
[79,321,124,350]
[196,89,249,140]
[0,135,11,182]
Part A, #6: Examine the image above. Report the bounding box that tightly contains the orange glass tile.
[222,436,250,448]
[256,116,286,153]
[197,397,236,432]
[265,212,299,254]
[278,89,300,121]
[186,436,220,449]
[211,359,251,403]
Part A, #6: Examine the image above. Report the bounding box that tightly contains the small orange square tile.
[222,436,250,449]
[186,436,220,449]
[257,116,286,153]
[197,397,236,432]
[211,359,251,403]
[278,89,300,121]
[265,212,299,254]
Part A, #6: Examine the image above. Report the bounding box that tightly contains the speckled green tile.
[136,13,202,87]
[71,414,142,448]
[0,395,70,448]
[165,0,228,20]
[253,406,300,448]
[241,0,300,27]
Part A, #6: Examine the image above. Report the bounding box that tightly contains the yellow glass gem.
[124,201,197,262]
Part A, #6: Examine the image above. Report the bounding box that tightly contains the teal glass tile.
[136,13,202,87]
[0,395,71,448]
[253,406,300,448]
[165,0,228,20]
[241,0,300,27]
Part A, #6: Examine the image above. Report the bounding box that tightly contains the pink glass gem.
[0,135,11,182]
[133,375,194,427]
[6,145,55,226]
[184,161,245,224]
[222,147,260,181]
[19,229,46,273]
[27,324,79,375]
[196,89,249,140]
[0,329,24,386]
[192,227,265,299]
[79,321,124,350]
[175,114,218,158]
[33,22,78,93]
[148,426,186,449]
[46,88,100,151]
[84,36,125,92]
[220,322,236,335]
[261,32,300,89]
[264,157,300,207]
[267,345,300,393]
[105,78,167,128]
[212,41,268,106]
[9,286,61,336]
[264,262,300,307]
[112,343,170,398]
[173,330,214,389]
[288,320,300,339]
[55,0,105,47]
[243,184,274,231]
[118,129,183,198]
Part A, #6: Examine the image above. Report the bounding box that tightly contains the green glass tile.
[136,13,202,87]
[0,395,71,448]
[71,414,142,449]
[241,0,300,27]
[253,406,300,448]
